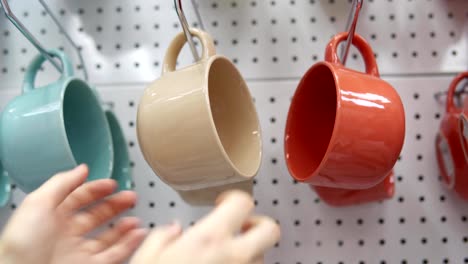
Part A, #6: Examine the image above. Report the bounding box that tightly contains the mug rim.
[105,110,132,191]
[203,55,262,180]
[285,61,342,183]
[460,113,468,162]
[313,170,395,206]
[59,77,114,180]
[58,77,81,168]
[435,131,456,189]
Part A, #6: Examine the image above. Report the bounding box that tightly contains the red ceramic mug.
[284,32,405,190]
[436,72,468,199]
[460,96,468,163]
[314,171,395,207]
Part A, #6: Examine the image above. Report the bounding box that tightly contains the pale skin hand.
[131,190,281,264]
[0,164,147,264]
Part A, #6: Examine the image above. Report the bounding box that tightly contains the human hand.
[0,164,146,264]
[131,190,280,264]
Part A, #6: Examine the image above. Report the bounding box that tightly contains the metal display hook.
[190,0,205,30]
[38,0,88,81]
[39,0,115,108]
[340,0,363,65]
[0,0,63,72]
[174,0,200,61]
[434,81,468,104]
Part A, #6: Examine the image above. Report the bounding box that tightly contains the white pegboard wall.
[0,0,467,263]
[0,0,466,88]
[1,76,468,264]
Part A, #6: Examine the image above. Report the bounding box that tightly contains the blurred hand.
[0,164,146,264]
[131,190,280,264]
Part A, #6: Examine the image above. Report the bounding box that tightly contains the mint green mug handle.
[23,49,75,93]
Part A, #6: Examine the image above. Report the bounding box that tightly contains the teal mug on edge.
[90,88,132,191]
[0,161,11,207]
[105,111,132,191]
[0,49,114,193]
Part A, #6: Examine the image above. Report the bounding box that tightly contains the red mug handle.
[446,71,468,113]
[325,32,380,78]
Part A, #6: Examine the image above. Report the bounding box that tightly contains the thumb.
[29,164,89,208]
[130,222,182,264]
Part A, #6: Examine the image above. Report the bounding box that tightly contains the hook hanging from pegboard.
[38,0,88,81]
[0,0,63,72]
[434,80,468,106]
[340,0,363,65]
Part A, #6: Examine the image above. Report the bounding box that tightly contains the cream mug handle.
[162,28,216,74]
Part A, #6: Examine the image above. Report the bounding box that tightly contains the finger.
[131,222,182,263]
[59,179,117,213]
[27,164,88,208]
[94,228,147,264]
[191,190,254,235]
[230,215,280,261]
[251,255,264,264]
[95,217,141,251]
[71,191,137,235]
[81,217,141,253]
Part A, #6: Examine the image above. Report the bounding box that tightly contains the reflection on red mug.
[435,72,468,200]
[284,32,405,190]
[313,171,395,207]
[460,96,468,163]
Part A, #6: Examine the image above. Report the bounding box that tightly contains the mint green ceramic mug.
[0,50,114,193]
[0,161,11,207]
[90,88,132,191]
[105,111,132,191]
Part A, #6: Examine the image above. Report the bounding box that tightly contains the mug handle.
[446,71,468,113]
[23,49,75,93]
[162,28,216,75]
[324,32,380,78]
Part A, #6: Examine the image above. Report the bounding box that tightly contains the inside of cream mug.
[286,65,337,181]
[208,58,261,177]
[63,81,112,181]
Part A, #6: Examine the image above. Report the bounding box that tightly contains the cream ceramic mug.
[137,28,262,192]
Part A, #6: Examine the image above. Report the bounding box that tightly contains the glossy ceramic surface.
[461,114,468,162]
[137,28,262,191]
[285,32,405,190]
[0,161,11,207]
[460,96,468,163]
[106,111,132,191]
[314,171,395,207]
[0,50,113,193]
[436,72,468,200]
